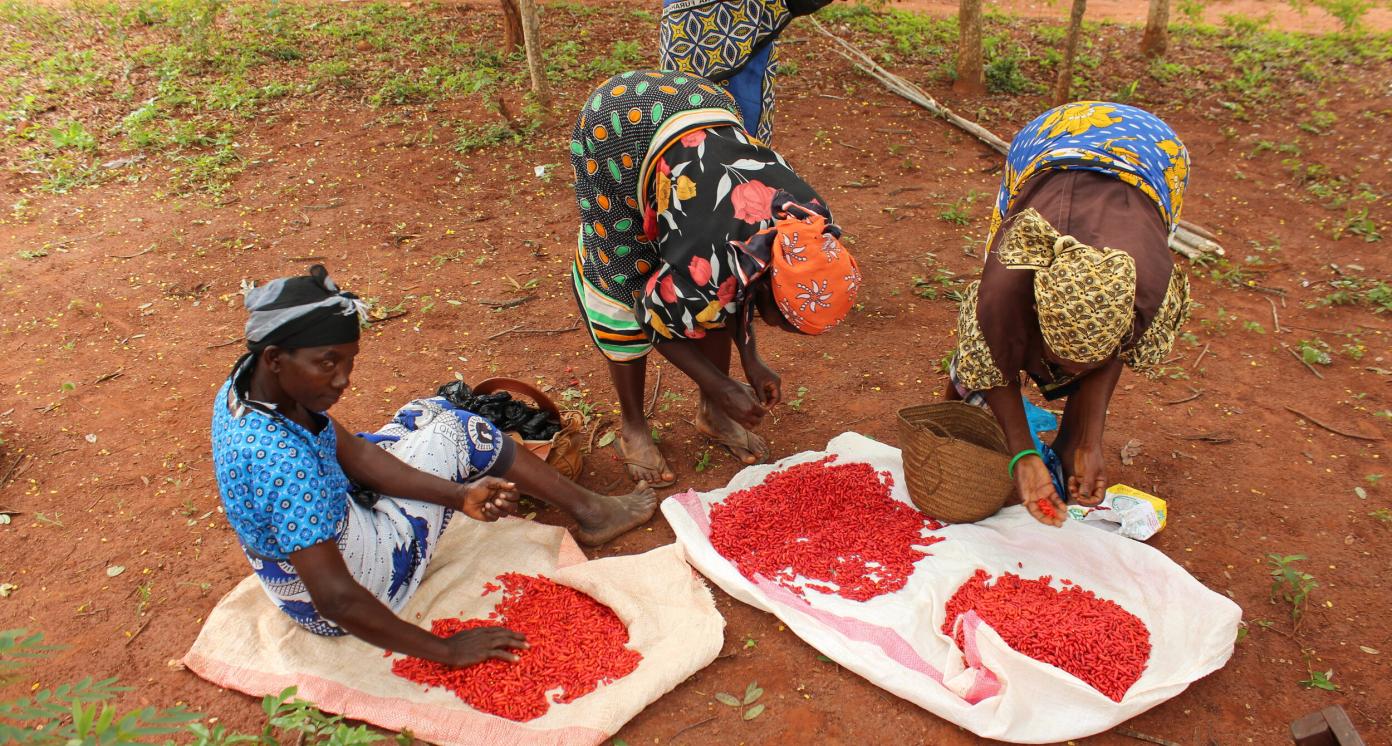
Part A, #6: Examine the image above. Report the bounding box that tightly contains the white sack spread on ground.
[660,432,1240,744]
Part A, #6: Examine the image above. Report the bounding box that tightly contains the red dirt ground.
[2,1,1390,744]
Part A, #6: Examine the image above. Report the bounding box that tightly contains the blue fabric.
[1022,397,1067,499]
[211,379,350,560]
[724,39,773,138]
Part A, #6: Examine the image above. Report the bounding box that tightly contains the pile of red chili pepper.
[708,455,945,601]
[942,569,1150,702]
[1036,497,1058,519]
[391,573,642,721]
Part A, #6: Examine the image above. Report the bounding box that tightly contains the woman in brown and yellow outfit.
[948,102,1192,526]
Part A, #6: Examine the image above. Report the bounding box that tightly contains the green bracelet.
[1008,449,1042,479]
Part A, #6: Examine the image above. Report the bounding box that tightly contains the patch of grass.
[938,190,979,225]
[454,119,537,154]
[912,266,965,302]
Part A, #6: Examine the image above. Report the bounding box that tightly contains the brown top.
[975,169,1174,398]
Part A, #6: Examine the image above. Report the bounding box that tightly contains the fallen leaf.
[1120,438,1143,466]
[714,692,741,707]
[106,565,125,577]
[596,430,616,449]
[1360,646,1380,655]
[743,704,765,720]
[1354,487,1367,500]
[166,658,186,671]
[743,685,764,705]
[85,433,98,443]
[0,515,10,525]
[0,583,16,597]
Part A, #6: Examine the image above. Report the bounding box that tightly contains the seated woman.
[211,265,656,666]
[572,69,861,487]
[948,102,1192,526]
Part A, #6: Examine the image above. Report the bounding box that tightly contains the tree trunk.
[1140,0,1169,58]
[516,0,550,109]
[500,0,524,54]
[1052,0,1086,106]
[953,0,986,96]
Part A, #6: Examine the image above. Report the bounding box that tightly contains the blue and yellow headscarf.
[988,101,1189,249]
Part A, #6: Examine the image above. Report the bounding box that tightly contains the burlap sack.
[184,518,722,745]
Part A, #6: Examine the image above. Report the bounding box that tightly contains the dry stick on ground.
[1053,0,1088,106]
[1191,341,1211,369]
[93,368,124,384]
[488,322,580,340]
[806,18,1221,260]
[1281,343,1324,379]
[1161,388,1203,405]
[206,336,245,350]
[0,454,26,490]
[288,255,326,262]
[1115,727,1180,746]
[367,312,410,325]
[1284,406,1384,442]
[669,715,717,742]
[646,366,664,418]
[478,296,536,309]
[108,245,154,260]
[1266,295,1284,333]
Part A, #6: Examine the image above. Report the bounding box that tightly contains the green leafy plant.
[0,628,404,744]
[713,681,765,720]
[1267,553,1318,625]
[786,386,809,412]
[0,629,199,743]
[937,190,978,226]
[1300,668,1339,691]
[694,448,713,473]
[1369,508,1392,525]
[558,388,597,423]
[1296,339,1332,366]
[912,267,965,302]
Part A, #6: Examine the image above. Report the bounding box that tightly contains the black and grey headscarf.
[244,265,367,352]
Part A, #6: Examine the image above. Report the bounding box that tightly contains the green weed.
[1296,339,1332,366]
[1267,553,1317,625]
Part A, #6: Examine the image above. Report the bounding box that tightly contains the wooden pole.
[516,0,550,109]
[1140,0,1170,58]
[1052,0,1086,106]
[953,0,986,95]
[499,0,523,54]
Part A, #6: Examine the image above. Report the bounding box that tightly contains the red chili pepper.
[1036,497,1058,519]
[708,456,945,602]
[391,573,642,721]
[942,570,1151,702]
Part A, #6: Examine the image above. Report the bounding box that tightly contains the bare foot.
[575,482,658,546]
[617,423,675,487]
[696,397,770,465]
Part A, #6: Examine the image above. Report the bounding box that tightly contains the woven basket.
[897,402,1015,523]
[473,377,585,482]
